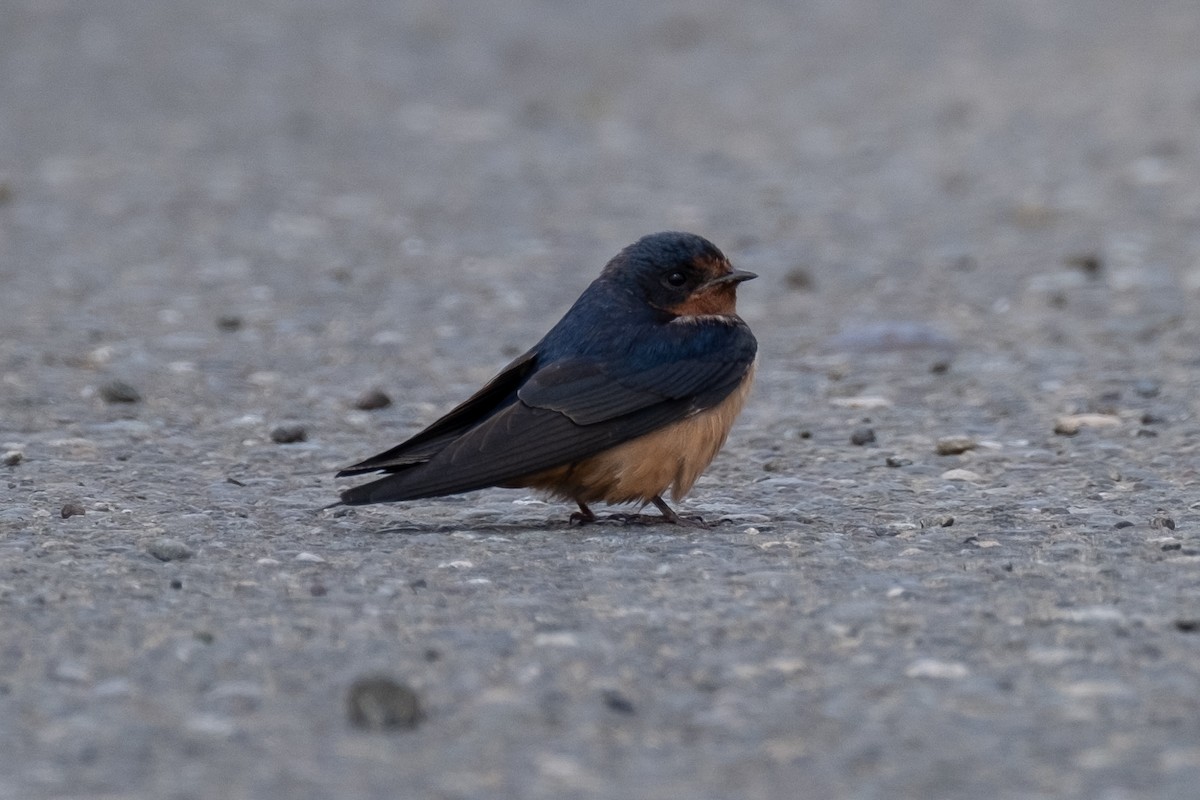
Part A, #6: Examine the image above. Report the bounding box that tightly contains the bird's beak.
[706,268,758,288]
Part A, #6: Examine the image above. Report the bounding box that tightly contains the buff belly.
[515,362,755,505]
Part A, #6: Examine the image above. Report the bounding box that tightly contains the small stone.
[829,396,892,410]
[784,266,814,291]
[885,455,912,468]
[1175,620,1199,633]
[99,380,141,404]
[50,660,91,684]
[3,450,23,466]
[1064,252,1103,278]
[1054,414,1121,436]
[206,681,265,714]
[905,659,969,679]
[919,515,955,528]
[270,424,307,444]
[935,436,976,456]
[295,551,326,563]
[147,538,193,561]
[849,426,876,446]
[941,468,983,482]
[353,388,392,411]
[1150,514,1176,531]
[1133,379,1160,398]
[61,502,86,519]
[216,314,244,332]
[347,676,423,731]
[1113,520,1134,529]
[601,689,636,715]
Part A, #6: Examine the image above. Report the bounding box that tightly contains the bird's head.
[605,231,757,319]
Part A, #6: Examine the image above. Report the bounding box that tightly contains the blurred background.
[3,1,1198,358]
[4,0,1200,467]
[3,2,1200,798]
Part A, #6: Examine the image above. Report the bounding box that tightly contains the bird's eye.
[665,271,687,287]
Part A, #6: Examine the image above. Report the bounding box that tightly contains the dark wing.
[338,320,756,504]
[335,349,539,476]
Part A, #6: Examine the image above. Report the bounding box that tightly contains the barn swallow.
[335,231,757,524]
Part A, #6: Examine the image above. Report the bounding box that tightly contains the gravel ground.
[3,1,1200,798]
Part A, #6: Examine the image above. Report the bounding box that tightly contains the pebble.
[1064,252,1103,278]
[784,266,815,290]
[3,450,23,466]
[849,426,876,446]
[147,538,194,561]
[829,396,891,410]
[601,689,636,714]
[270,424,307,444]
[60,502,86,519]
[206,681,265,714]
[1133,379,1160,398]
[1054,414,1121,435]
[99,380,142,404]
[216,314,244,332]
[905,659,970,679]
[346,676,423,731]
[935,436,976,456]
[941,468,983,482]
[295,551,326,563]
[50,660,92,684]
[885,455,912,468]
[353,388,393,411]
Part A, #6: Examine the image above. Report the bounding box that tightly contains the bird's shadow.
[320,510,699,536]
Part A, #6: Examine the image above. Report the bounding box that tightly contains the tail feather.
[338,467,465,506]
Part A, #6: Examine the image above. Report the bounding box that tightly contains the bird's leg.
[569,501,597,526]
[651,495,710,527]
[651,495,681,524]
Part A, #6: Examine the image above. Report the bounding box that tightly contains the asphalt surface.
[3,2,1200,798]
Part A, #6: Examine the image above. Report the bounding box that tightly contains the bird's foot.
[569,497,709,527]
[569,502,597,526]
